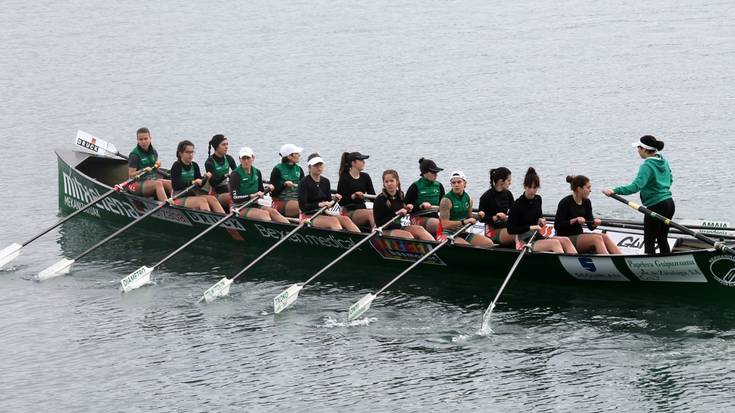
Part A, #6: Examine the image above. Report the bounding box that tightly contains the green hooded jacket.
[613,154,673,207]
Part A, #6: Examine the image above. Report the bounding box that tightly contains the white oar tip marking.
[348,293,376,321]
[37,258,75,281]
[0,243,23,269]
[120,266,154,293]
[202,277,233,303]
[273,283,303,314]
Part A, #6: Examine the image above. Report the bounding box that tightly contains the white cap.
[631,141,657,151]
[307,155,325,166]
[449,170,467,182]
[238,147,254,158]
[279,143,303,157]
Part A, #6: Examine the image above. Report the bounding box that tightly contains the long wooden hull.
[56,149,735,294]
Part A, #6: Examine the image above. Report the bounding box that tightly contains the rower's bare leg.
[406,225,434,241]
[336,215,360,232]
[552,236,577,254]
[312,215,342,230]
[425,218,440,236]
[160,179,173,197]
[142,180,168,202]
[383,229,414,239]
[184,197,210,211]
[266,207,289,224]
[284,200,300,218]
[601,233,622,254]
[533,239,564,253]
[204,195,225,213]
[575,234,607,254]
[453,237,470,245]
[470,234,494,248]
[243,208,271,221]
[349,209,375,228]
[217,193,231,210]
[498,229,515,248]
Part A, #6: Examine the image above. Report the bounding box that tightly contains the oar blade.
[201,277,233,303]
[0,243,22,269]
[348,293,376,321]
[480,302,496,333]
[120,266,154,293]
[273,283,303,314]
[37,258,75,281]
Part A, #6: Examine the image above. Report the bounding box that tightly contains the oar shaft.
[489,241,531,308]
[608,193,735,255]
[230,205,330,282]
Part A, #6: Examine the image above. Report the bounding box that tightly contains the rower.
[229,147,289,223]
[170,140,225,213]
[478,167,516,247]
[404,157,444,235]
[440,171,493,247]
[298,153,360,232]
[555,175,622,254]
[507,167,576,253]
[337,151,376,230]
[204,134,237,209]
[372,170,434,240]
[603,135,674,254]
[127,127,172,201]
[269,143,305,217]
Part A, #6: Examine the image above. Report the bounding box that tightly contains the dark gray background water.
[1,1,734,411]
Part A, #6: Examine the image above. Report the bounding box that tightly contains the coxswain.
[229,147,289,223]
[170,140,225,213]
[127,127,172,201]
[555,175,621,254]
[507,167,576,253]
[603,135,674,254]
[440,171,493,247]
[404,158,445,235]
[298,153,360,232]
[269,143,305,217]
[204,134,237,209]
[337,151,376,230]
[372,170,434,240]
[478,167,515,247]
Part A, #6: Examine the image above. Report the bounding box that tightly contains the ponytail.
[208,134,226,158]
[565,174,589,191]
[339,152,350,176]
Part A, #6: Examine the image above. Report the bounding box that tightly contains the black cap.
[348,152,369,161]
[419,158,443,174]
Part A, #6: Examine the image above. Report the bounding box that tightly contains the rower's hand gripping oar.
[37,179,203,280]
[199,202,333,304]
[347,222,474,321]
[120,195,261,292]
[480,230,537,333]
[0,166,158,270]
[605,192,735,255]
[273,213,404,314]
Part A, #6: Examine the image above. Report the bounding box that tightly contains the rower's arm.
[128,153,141,178]
[439,198,460,230]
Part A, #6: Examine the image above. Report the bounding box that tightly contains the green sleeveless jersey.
[233,165,260,196]
[130,145,158,180]
[273,162,302,199]
[211,156,232,182]
[413,177,443,207]
[444,191,470,221]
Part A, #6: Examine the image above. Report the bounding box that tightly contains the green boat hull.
[56,149,735,294]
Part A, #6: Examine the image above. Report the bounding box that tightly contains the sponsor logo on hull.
[559,256,629,281]
[254,224,356,250]
[186,211,246,231]
[625,254,706,283]
[708,255,735,287]
[369,238,446,266]
[62,172,139,219]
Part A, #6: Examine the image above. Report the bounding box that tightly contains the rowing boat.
[54,147,735,292]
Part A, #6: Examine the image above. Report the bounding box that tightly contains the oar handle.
[606,193,735,255]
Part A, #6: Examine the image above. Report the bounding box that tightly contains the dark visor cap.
[349,152,369,161]
[420,159,443,174]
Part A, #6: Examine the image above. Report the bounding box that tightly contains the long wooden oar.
[199,204,332,303]
[480,231,537,333]
[347,222,474,321]
[120,196,261,292]
[0,167,157,270]
[37,181,201,280]
[273,213,403,314]
[607,193,735,255]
